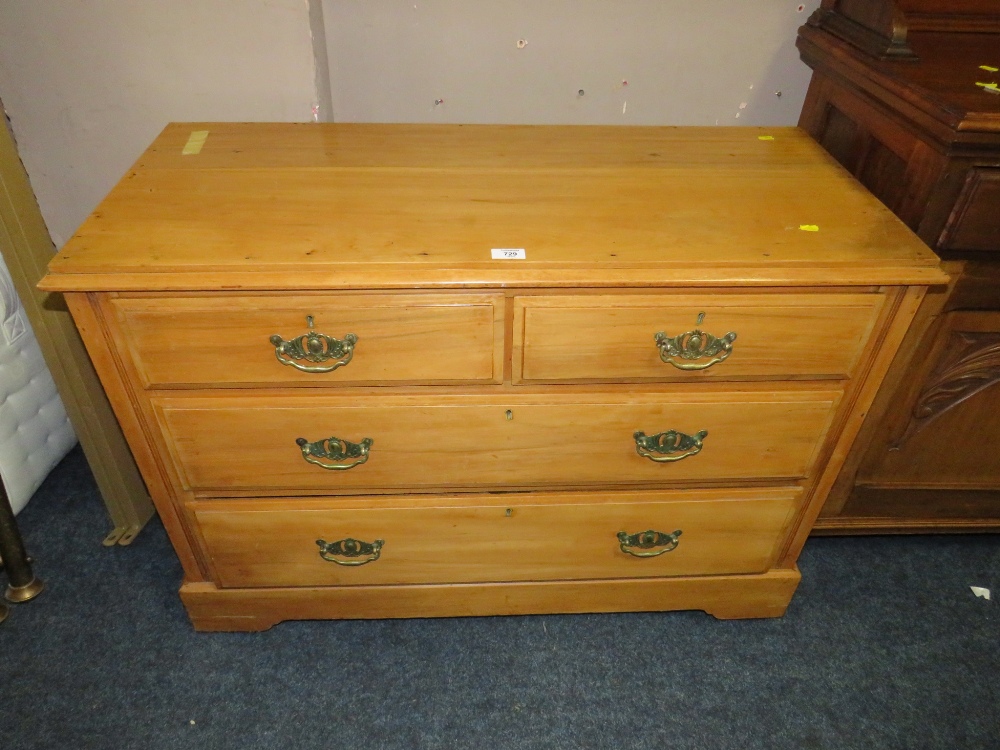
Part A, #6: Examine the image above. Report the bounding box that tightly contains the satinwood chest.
[40,123,945,630]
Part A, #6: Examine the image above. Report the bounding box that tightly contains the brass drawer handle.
[270,316,358,373]
[316,537,384,566]
[633,429,707,462]
[655,328,736,370]
[296,435,373,470]
[617,529,682,557]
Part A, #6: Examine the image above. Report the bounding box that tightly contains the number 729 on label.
[491,248,526,260]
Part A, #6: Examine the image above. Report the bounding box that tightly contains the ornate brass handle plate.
[617,529,682,557]
[296,435,373,470]
[633,429,707,462]
[316,537,384,566]
[655,317,736,370]
[270,316,358,373]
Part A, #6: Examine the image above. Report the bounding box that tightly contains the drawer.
[154,390,841,492]
[109,293,504,387]
[513,293,883,383]
[191,487,801,587]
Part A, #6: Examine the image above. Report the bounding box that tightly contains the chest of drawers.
[40,123,945,631]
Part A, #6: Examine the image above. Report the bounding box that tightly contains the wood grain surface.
[193,487,800,588]
[154,389,841,492]
[111,293,504,387]
[514,292,883,382]
[40,124,944,292]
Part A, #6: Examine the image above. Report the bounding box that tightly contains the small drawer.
[109,293,504,387]
[191,487,801,588]
[154,389,840,493]
[513,293,883,383]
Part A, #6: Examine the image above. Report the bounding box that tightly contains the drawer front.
[192,487,801,587]
[513,293,883,383]
[110,293,504,387]
[155,390,840,492]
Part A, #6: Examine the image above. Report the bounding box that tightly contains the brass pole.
[0,478,44,603]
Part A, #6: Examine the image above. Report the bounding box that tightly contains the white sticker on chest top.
[491,248,526,260]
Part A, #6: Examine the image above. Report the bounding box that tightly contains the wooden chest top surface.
[41,123,944,292]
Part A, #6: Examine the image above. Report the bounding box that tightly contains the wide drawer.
[155,390,841,492]
[109,293,504,387]
[192,487,801,587]
[513,293,883,383]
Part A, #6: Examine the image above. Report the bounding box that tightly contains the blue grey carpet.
[1,446,998,749]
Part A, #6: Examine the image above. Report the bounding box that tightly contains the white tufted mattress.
[0,253,76,514]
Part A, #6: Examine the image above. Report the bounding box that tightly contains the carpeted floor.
[1,446,998,749]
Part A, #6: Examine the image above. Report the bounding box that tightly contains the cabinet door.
[938,169,1000,255]
[857,311,1000,490]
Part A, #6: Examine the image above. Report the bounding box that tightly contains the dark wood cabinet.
[797,0,1000,533]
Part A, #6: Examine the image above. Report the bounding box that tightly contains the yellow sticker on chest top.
[181,130,209,155]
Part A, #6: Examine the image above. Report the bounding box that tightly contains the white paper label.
[491,248,526,260]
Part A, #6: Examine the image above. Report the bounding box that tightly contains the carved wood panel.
[894,316,1000,448]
